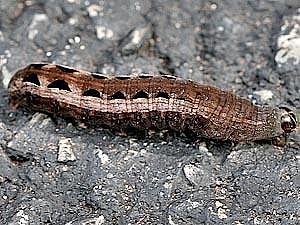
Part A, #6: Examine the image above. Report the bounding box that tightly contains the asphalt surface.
[0,1,299,224]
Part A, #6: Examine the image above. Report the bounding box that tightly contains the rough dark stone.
[0,0,299,224]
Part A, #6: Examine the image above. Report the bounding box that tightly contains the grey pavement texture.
[0,0,300,224]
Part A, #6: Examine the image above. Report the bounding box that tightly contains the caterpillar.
[8,63,297,142]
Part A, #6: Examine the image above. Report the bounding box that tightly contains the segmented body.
[8,63,286,141]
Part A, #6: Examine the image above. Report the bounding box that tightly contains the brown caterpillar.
[8,63,297,142]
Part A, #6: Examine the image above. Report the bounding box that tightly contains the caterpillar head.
[279,106,297,133]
